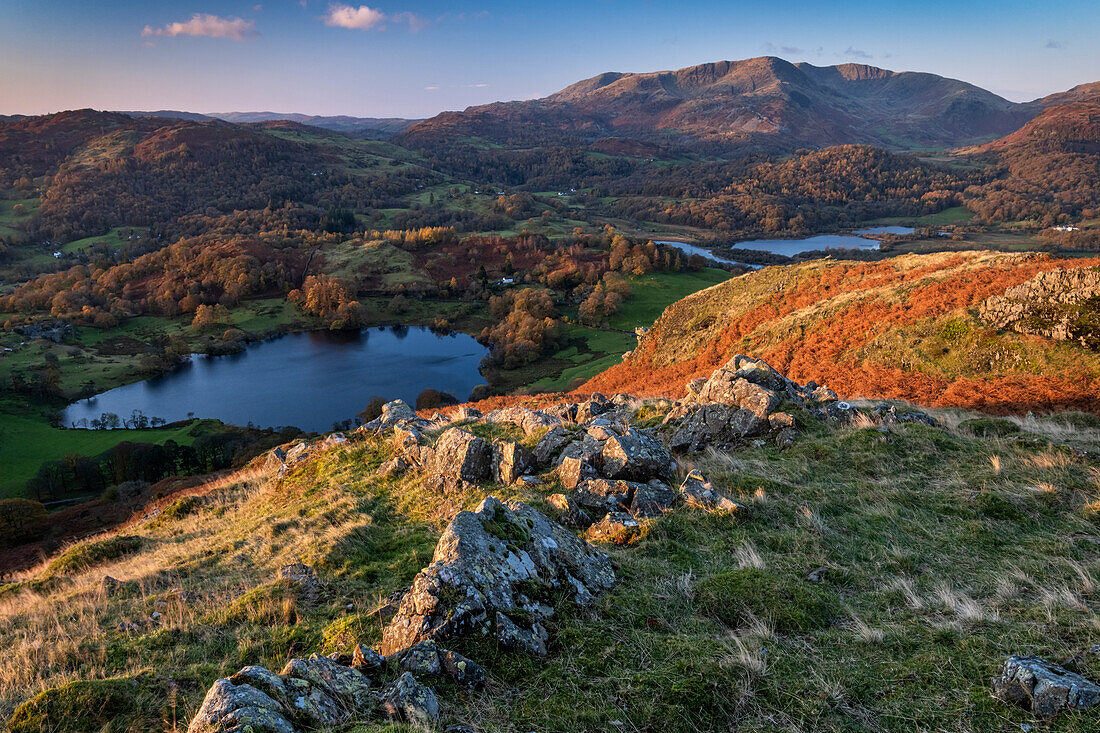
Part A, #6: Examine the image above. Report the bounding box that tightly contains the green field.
[609,268,730,331]
[529,269,731,392]
[0,409,208,498]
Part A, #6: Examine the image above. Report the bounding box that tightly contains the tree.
[416,388,459,411]
[357,397,387,424]
[0,498,48,549]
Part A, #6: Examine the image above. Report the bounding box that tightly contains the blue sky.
[1,0,1097,117]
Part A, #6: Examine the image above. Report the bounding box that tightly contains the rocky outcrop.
[483,405,561,435]
[379,672,439,726]
[433,428,493,482]
[380,497,615,657]
[992,655,1100,718]
[979,268,1100,347]
[188,641,483,732]
[679,471,742,513]
[277,563,321,603]
[663,355,852,452]
[667,403,767,453]
[586,512,641,544]
[187,677,296,733]
[189,655,375,733]
[493,440,536,484]
[600,428,673,480]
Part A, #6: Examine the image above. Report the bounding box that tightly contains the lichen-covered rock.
[494,610,549,655]
[483,405,559,435]
[278,563,320,602]
[768,412,795,430]
[387,640,485,687]
[573,479,637,517]
[587,424,620,441]
[576,396,613,424]
[629,480,678,519]
[379,672,440,726]
[493,440,536,484]
[775,427,799,448]
[424,473,477,494]
[668,403,767,453]
[679,472,742,513]
[392,425,423,450]
[380,497,614,656]
[440,648,485,687]
[378,456,409,478]
[586,512,641,544]
[533,425,579,465]
[993,655,1100,718]
[557,434,603,466]
[391,640,443,676]
[433,428,493,482]
[454,406,482,421]
[600,428,672,480]
[228,665,343,730]
[810,385,838,404]
[280,654,374,717]
[542,402,578,423]
[559,455,599,489]
[352,643,385,672]
[186,678,296,733]
[545,493,594,528]
[979,268,1100,347]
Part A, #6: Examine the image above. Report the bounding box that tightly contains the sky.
[1,0,1098,118]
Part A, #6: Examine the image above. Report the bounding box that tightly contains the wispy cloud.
[322,4,426,31]
[424,82,489,91]
[1045,39,1065,49]
[763,42,807,56]
[843,46,873,60]
[392,11,428,31]
[142,13,258,41]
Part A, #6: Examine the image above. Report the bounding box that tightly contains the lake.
[63,326,488,432]
[658,226,915,264]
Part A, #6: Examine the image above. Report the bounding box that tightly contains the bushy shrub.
[46,535,143,576]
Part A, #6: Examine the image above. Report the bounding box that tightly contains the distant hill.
[965,100,1100,155]
[401,56,1046,151]
[118,110,419,138]
[1035,81,1100,108]
[584,252,1100,414]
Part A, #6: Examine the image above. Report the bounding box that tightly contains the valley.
[1,42,1100,732]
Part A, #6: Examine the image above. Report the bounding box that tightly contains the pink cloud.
[142,14,258,41]
[323,4,426,31]
[323,4,386,30]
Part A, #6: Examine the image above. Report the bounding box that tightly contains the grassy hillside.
[3,402,1100,731]
[586,251,1100,414]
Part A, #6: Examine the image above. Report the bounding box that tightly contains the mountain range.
[9,57,1091,153]
[399,56,1099,151]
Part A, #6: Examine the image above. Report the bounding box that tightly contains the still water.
[63,326,488,432]
[658,226,915,265]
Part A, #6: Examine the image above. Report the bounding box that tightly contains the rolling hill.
[118,110,419,138]
[584,252,1100,414]
[401,56,1047,151]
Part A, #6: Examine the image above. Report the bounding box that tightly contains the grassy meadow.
[2,404,1100,730]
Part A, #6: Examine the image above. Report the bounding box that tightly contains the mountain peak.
[402,56,1038,151]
